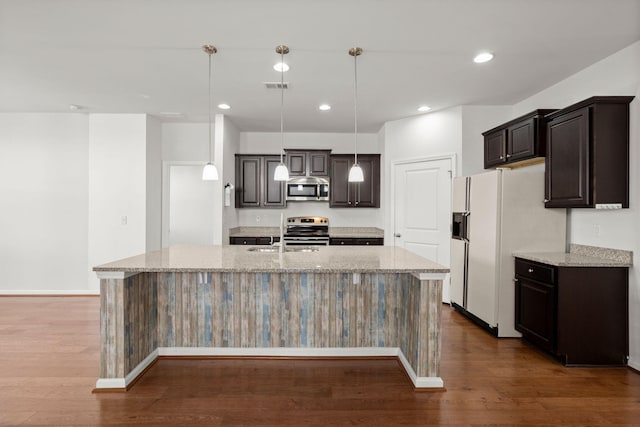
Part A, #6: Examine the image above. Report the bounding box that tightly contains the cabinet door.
[515,277,556,353]
[230,237,258,245]
[308,151,329,176]
[545,107,590,207]
[329,156,352,207]
[263,156,286,207]
[353,155,380,208]
[507,118,535,162]
[286,151,306,176]
[484,130,507,168]
[236,157,261,208]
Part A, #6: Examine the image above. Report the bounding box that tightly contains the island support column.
[95,271,158,390]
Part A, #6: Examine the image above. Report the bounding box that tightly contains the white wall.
[88,114,148,291]
[146,116,162,252]
[221,116,240,244]
[0,114,90,293]
[236,131,383,228]
[380,107,463,243]
[511,41,640,369]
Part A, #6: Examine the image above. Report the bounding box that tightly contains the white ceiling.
[1,0,639,132]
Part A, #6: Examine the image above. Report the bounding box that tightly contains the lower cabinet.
[329,237,383,246]
[514,258,628,365]
[230,236,279,245]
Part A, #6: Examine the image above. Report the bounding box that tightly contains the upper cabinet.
[285,149,330,176]
[329,154,380,208]
[544,96,634,208]
[235,155,285,208]
[483,109,556,169]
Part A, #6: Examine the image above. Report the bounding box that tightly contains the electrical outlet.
[256,215,261,223]
[592,224,601,236]
[121,216,128,225]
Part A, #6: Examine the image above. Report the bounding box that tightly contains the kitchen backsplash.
[236,204,383,228]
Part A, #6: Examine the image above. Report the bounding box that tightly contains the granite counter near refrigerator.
[93,244,447,392]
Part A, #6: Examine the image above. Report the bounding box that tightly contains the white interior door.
[394,157,452,302]
[168,165,215,246]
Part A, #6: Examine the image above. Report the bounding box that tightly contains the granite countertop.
[94,244,447,274]
[228,226,384,239]
[514,244,633,267]
[329,227,384,238]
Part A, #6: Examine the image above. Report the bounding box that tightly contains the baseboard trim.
[627,356,640,372]
[94,349,159,392]
[94,347,444,391]
[0,290,99,296]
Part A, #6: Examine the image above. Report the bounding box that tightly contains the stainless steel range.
[283,216,330,246]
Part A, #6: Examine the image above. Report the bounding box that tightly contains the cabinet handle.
[394,233,402,238]
[365,241,370,245]
[499,156,504,160]
[243,240,248,245]
[355,201,359,206]
[348,201,352,205]
[506,154,511,158]
[543,199,549,203]
[340,241,345,245]
[528,268,534,273]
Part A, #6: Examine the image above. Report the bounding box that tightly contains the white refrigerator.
[450,169,566,337]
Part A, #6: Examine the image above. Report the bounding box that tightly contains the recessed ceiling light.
[319,104,331,111]
[473,52,494,63]
[417,105,431,112]
[273,62,289,72]
[68,104,82,111]
[218,103,231,110]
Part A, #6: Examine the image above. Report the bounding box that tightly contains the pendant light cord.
[353,51,358,165]
[208,51,213,164]
[280,48,285,163]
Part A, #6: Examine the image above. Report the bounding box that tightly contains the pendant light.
[348,47,364,182]
[273,45,290,181]
[202,44,219,181]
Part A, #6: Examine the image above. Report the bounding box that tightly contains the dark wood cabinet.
[545,96,633,208]
[329,154,380,208]
[230,236,280,245]
[483,109,556,169]
[329,237,383,246]
[285,150,330,176]
[515,258,628,365]
[235,155,285,208]
[514,259,557,353]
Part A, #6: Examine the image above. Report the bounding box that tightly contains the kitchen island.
[93,245,448,391]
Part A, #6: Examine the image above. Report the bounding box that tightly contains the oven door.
[283,236,330,246]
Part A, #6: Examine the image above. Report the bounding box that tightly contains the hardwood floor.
[1,296,639,426]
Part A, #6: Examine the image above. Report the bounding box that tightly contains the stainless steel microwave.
[286,177,330,201]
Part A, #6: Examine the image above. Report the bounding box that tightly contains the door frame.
[161,161,211,248]
[388,153,457,302]
[388,153,457,245]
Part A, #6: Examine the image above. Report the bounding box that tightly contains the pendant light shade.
[348,47,364,183]
[202,162,219,180]
[348,163,364,182]
[274,44,290,181]
[202,44,219,181]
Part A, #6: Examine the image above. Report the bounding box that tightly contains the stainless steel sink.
[247,246,319,253]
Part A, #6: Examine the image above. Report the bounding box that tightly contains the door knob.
[394,233,401,238]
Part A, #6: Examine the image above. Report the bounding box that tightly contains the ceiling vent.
[264,82,289,89]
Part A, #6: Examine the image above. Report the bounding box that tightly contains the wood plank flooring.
[1,296,639,426]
